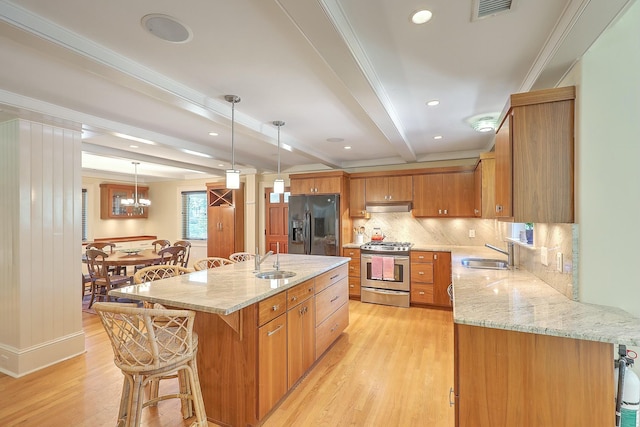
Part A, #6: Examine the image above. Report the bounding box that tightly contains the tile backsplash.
[352,213,577,300]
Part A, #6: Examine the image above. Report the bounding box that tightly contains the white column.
[0,118,85,377]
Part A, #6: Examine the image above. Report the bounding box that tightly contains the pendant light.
[121,161,150,214]
[225,95,241,189]
[273,120,285,194]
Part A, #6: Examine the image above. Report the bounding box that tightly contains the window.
[181,191,207,240]
[82,188,87,241]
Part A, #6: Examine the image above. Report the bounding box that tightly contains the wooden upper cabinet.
[475,153,496,219]
[290,175,341,195]
[495,86,575,223]
[349,178,366,218]
[100,183,149,219]
[365,176,412,203]
[413,172,475,217]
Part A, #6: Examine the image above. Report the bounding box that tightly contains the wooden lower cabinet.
[287,288,315,389]
[193,264,349,426]
[454,324,613,427]
[343,248,361,298]
[258,314,288,419]
[410,251,452,308]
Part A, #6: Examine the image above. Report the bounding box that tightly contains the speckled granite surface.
[346,243,640,345]
[449,246,640,346]
[110,254,349,315]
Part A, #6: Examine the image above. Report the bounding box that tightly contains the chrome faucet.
[254,247,274,272]
[273,242,280,271]
[485,242,515,267]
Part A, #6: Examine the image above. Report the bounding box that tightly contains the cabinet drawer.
[411,251,434,263]
[411,263,434,283]
[347,259,360,277]
[258,292,288,326]
[411,284,434,304]
[348,276,361,297]
[287,279,315,309]
[315,278,348,326]
[343,248,360,259]
[315,301,349,358]
[315,264,348,294]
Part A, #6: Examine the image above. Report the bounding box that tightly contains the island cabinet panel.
[315,301,349,358]
[454,324,613,427]
[287,296,315,389]
[258,314,288,420]
[494,86,575,223]
[315,277,349,326]
[343,248,361,298]
[315,264,348,294]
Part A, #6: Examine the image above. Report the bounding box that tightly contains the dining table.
[83,248,163,269]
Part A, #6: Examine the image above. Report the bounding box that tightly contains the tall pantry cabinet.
[206,183,245,259]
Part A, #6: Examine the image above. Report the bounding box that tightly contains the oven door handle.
[361,254,410,261]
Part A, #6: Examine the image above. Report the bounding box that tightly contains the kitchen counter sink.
[461,257,509,270]
[255,270,297,280]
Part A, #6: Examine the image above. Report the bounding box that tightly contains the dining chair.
[85,249,132,308]
[173,240,192,268]
[192,257,234,271]
[157,245,187,266]
[93,302,207,427]
[86,241,124,274]
[133,239,171,273]
[229,252,255,263]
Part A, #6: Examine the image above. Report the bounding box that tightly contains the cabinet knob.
[419,271,424,275]
[496,204,503,213]
[272,304,280,311]
[438,209,442,215]
[443,209,448,215]
[419,291,425,295]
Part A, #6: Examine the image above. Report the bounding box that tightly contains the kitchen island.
[111,254,350,426]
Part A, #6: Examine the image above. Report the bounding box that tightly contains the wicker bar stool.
[192,257,234,271]
[93,302,207,427]
[229,252,255,263]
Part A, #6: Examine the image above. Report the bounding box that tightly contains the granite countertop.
[110,254,349,315]
[449,246,640,346]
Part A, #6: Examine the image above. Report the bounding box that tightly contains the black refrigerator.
[288,194,339,256]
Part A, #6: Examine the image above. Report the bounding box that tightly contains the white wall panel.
[0,118,84,377]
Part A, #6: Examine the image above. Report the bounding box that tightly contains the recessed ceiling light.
[141,14,192,43]
[208,132,218,136]
[434,136,443,140]
[426,99,440,106]
[113,132,156,145]
[327,137,344,143]
[344,146,352,150]
[182,149,212,158]
[411,9,433,24]
[129,145,139,148]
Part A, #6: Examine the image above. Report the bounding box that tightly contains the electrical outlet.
[541,246,548,266]
[468,229,475,238]
[556,252,563,272]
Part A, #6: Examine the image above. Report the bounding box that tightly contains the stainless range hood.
[365,201,412,213]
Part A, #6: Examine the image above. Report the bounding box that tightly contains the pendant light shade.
[225,95,241,189]
[273,120,285,194]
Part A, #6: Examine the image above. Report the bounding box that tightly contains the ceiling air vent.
[471,0,517,21]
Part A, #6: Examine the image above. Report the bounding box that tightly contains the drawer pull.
[308,287,313,293]
[299,306,308,315]
[418,255,424,259]
[330,295,339,303]
[449,387,455,406]
[267,324,284,337]
[419,291,425,295]
[330,274,339,280]
[330,323,339,332]
[349,284,354,288]
[418,271,424,275]
[290,296,297,302]
[272,304,280,311]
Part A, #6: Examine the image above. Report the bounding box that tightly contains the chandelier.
[121,161,150,214]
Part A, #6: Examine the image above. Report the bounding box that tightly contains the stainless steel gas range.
[360,241,413,307]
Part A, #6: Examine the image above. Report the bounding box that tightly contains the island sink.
[255,270,296,279]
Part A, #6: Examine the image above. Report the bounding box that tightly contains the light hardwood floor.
[0,300,454,426]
